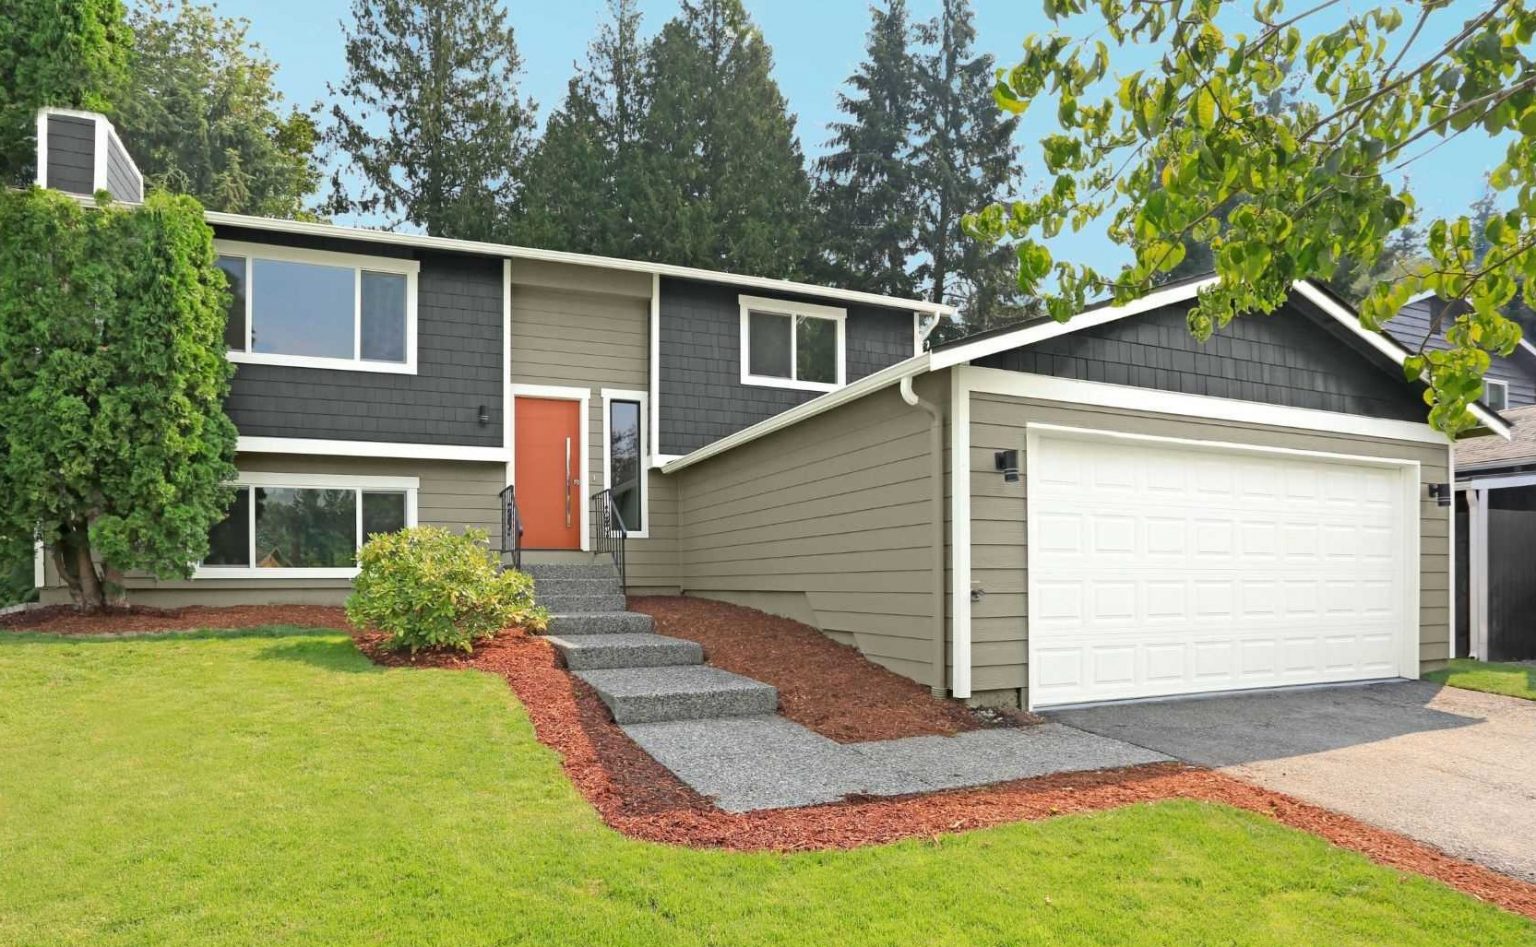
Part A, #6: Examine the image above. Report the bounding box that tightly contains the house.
[31,109,1512,709]
[1383,294,1536,661]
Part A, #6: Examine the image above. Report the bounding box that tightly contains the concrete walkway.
[1054,680,1536,882]
[623,715,1168,812]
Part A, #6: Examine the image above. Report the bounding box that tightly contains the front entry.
[514,397,583,549]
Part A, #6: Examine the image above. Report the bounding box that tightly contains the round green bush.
[346,526,546,653]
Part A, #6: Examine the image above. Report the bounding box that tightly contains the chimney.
[34,108,144,203]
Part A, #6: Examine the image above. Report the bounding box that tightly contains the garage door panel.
[1029,431,1411,707]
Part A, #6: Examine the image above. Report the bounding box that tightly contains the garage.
[1025,426,1419,707]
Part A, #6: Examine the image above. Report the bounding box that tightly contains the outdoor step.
[536,592,628,613]
[547,612,655,636]
[575,665,778,725]
[548,633,703,671]
[523,562,621,581]
[533,576,623,597]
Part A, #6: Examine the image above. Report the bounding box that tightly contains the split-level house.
[31,110,1511,709]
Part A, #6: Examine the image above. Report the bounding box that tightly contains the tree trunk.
[53,524,107,612]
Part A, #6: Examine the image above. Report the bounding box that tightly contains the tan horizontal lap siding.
[675,373,948,687]
[508,280,678,589]
[968,393,1452,705]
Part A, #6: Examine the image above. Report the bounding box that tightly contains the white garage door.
[1028,429,1414,708]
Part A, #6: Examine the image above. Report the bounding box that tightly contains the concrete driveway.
[1052,680,1536,882]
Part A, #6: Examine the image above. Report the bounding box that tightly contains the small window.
[199,476,417,575]
[739,295,847,392]
[608,399,643,532]
[215,242,418,374]
[1485,379,1510,411]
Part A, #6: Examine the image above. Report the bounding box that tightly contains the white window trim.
[215,239,420,376]
[601,388,650,539]
[738,294,847,393]
[193,472,419,579]
[508,384,592,552]
[1484,378,1509,412]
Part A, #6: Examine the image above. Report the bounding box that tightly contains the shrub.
[346,526,546,653]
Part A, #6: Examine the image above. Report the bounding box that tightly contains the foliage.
[3,632,1534,945]
[914,0,1027,340]
[811,1,922,299]
[327,0,536,240]
[969,0,1536,435]
[0,552,37,608]
[0,0,132,183]
[512,0,647,257]
[114,0,321,218]
[0,187,237,610]
[633,0,812,277]
[347,526,545,653]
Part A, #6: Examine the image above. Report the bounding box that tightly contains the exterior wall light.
[478,404,490,426]
[1428,483,1453,507]
[995,449,1020,484]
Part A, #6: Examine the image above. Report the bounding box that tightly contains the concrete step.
[547,612,655,636]
[524,562,620,581]
[533,576,623,598]
[549,633,703,671]
[536,592,627,613]
[576,665,778,724]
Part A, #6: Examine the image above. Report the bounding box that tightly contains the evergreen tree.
[634,0,811,277]
[327,0,536,239]
[0,0,131,183]
[116,0,322,219]
[512,0,646,256]
[812,0,920,298]
[912,0,1022,337]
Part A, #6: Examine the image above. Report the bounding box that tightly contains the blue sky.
[211,0,1506,268]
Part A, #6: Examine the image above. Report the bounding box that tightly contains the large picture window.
[199,473,419,578]
[215,241,418,374]
[739,295,847,392]
[602,390,649,538]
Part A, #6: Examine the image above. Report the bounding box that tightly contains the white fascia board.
[929,276,1221,371]
[237,436,508,463]
[200,210,957,317]
[1290,281,1512,439]
[1459,470,1536,490]
[659,353,931,474]
[963,366,1457,446]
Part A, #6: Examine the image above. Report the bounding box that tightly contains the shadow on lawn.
[0,625,349,645]
[253,635,386,673]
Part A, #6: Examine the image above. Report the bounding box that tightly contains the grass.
[1425,658,1536,701]
[1,629,1531,947]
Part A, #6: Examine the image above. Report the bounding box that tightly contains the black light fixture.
[1428,482,1453,507]
[477,404,490,426]
[995,449,1020,484]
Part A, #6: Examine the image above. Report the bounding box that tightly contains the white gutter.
[660,353,931,474]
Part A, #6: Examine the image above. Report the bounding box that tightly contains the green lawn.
[1,631,1530,946]
[1426,658,1536,701]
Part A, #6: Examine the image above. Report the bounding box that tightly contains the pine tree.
[327,0,536,239]
[634,0,811,277]
[116,0,322,219]
[512,0,646,256]
[913,0,1024,338]
[812,0,920,298]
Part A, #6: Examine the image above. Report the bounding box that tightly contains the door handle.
[564,437,573,528]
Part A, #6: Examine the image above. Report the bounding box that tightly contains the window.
[602,390,649,538]
[198,473,418,577]
[214,241,418,374]
[739,295,847,392]
[1485,379,1510,411]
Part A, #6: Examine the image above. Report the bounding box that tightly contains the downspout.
[900,375,948,697]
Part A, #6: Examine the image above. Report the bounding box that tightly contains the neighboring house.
[1383,293,1536,662]
[31,110,1513,710]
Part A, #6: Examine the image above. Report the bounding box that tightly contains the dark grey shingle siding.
[105,133,140,202]
[1383,299,1536,407]
[219,227,503,446]
[975,298,1427,422]
[45,115,95,194]
[658,277,915,454]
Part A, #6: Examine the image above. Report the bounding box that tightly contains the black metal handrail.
[498,485,523,571]
[591,488,627,591]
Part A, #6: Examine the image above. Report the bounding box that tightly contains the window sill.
[740,373,841,394]
[229,351,417,375]
[193,567,361,580]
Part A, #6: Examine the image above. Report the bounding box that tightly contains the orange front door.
[514,397,583,549]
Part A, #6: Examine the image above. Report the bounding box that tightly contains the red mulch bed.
[627,595,1038,742]
[357,627,1536,922]
[0,603,355,634]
